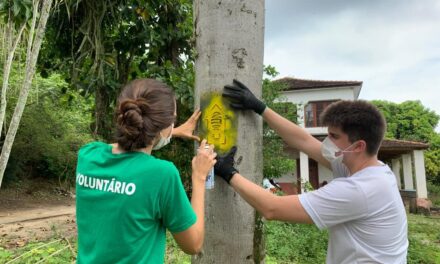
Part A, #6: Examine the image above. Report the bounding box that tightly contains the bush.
[3,73,94,188]
[265,221,327,263]
[407,214,440,264]
[427,182,440,207]
[0,239,75,263]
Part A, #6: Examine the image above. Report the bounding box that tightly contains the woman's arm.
[172,140,216,254]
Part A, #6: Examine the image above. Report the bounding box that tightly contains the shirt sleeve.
[160,164,197,233]
[299,178,368,230]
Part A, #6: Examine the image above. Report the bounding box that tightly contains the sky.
[264,0,440,131]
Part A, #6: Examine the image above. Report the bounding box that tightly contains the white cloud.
[264,0,440,131]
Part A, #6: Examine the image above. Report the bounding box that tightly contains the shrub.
[265,221,327,263]
[4,73,94,189]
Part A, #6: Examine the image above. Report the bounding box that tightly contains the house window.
[304,100,338,127]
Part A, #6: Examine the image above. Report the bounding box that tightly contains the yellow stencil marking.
[201,93,236,154]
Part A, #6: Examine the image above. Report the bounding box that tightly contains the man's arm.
[262,108,330,168]
[223,79,330,169]
[230,173,313,224]
[214,148,312,224]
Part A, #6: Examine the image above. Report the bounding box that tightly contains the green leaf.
[13,1,20,17]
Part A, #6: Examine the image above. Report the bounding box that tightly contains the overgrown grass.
[1,214,439,263]
[407,214,440,264]
[0,238,76,264]
[265,221,327,263]
[165,232,191,263]
[428,182,440,207]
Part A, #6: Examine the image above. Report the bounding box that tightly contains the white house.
[274,77,429,204]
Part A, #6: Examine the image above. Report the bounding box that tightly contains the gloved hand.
[223,79,266,115]
[214,146,239,184]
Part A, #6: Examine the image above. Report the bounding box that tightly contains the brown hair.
[115,79,176,151]
[320,100,386,156]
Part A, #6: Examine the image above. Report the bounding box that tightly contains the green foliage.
[4,73,94,187]
[41,0,195,139]
[427,182,440,207]
[0,0,33,25]
[371,100,440,185]
[152,105,196,191]
[137,58,195,107]
[372,100,439,142]
[424,134,440,184]
[265,221,328,263]
[407,214,440,264]
[2,214,439,263]
[262,65,296,178]
[0,238,76,263]
[165,232,191,264]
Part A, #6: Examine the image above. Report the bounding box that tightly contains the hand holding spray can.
[205,145,215,189]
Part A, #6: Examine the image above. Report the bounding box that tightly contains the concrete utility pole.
[193,0,265,263]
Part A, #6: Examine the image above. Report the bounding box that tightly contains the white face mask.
[321,137,357,163]
[153,124,173,150]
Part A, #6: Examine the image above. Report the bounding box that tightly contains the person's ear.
[356,140,367,152]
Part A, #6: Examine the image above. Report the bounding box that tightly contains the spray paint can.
[205,145,215,189]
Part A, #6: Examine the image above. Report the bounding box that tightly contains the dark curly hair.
[320,100,386,156]
[115,79,176,151]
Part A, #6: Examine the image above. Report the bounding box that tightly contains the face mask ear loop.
[168,125,174,138]
[341,141,360,154]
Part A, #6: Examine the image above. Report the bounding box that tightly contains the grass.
[428,182,440,207]
[407,214,440,264]
[0,238,75,264]
[265,221,327,263]
[1,214,439,263]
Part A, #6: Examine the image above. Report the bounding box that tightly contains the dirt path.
[0,180,77,249]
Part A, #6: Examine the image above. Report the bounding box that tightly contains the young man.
[215,80,408,263]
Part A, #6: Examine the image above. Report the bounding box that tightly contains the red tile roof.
[380,139,429,150]
[312,136,429,151]
[275,77,363,91]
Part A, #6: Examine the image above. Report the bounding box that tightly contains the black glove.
[214,146,239,184]
[223,79,266,115]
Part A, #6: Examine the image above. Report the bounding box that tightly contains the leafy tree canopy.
[262,65,296,178]
[372,100,440,183]
[372,100,439,142]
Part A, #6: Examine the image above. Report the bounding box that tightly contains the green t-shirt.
[76,142,196,264]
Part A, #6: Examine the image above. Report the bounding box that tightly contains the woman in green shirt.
[76,78,216,263]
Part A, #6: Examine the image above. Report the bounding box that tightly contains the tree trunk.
[192,1,265,263]
[0,19,26,137]
[0,0,53,189]
[94,83,112,140]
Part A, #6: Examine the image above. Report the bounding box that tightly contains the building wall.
[281,86,358,106]
[281,86,357,132]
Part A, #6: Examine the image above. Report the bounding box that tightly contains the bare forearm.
[229,173,277,219]
[190,179,205,240]
[230,173,313,224]
[262,108,312,149]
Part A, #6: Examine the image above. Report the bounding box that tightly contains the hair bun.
[117,100,144,137]
[115,78,175,151]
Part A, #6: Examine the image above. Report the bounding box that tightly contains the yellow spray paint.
[200,93,237,154]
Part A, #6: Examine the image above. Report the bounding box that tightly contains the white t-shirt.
[299,162,408,264]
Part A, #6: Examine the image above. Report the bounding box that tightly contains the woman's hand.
[192,139,217,185]
[172,109,201,141]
